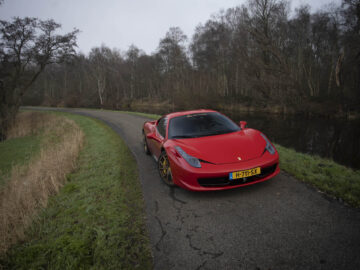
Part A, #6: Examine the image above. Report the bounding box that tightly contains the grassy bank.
[124,110,360,208]
[1,112,84,254]
[0,135,41,187]
[275,144,360,207]
[1,112,152,269]
[0,111,65,187]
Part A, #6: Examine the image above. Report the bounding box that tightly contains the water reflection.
[225,111,360,170]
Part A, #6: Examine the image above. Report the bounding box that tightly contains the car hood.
[172,129,266,165]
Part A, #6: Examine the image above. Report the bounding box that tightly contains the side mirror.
[146,132,161,142]
[239,121,247,129]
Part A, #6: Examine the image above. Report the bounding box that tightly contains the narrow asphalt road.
[29,107,360,270]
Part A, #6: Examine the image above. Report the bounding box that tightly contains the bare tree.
[157,27,189,106]
[0,17,78,139]
[18,0,360,117]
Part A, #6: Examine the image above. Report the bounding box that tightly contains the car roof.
[165,109,218,120]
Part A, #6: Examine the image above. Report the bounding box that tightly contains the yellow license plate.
[229,167,261,180]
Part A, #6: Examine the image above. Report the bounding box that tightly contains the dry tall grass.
[6,111,54,139]
[0,112,84,254]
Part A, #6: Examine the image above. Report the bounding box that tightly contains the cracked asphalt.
[29,107,360,270]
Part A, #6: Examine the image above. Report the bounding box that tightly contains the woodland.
[1,0,360,138]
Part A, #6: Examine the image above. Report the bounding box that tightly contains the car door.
[149,117,167,159]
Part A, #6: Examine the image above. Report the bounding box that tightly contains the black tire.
[143,131,151,155]
[158,151,174,186]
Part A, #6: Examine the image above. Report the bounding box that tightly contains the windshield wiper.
[171,135,198,139]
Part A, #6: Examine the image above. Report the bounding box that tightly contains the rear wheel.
[158,151,174,186]
[143,132,151,155]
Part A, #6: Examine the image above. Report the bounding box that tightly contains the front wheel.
[158,151,174,186]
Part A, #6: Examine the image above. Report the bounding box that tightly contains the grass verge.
[123,110,360,208]
[121,111,161,119]
[275,144,360,207]
[0,112,84,255]
[1,112,152,269]
[0,111,62,187]
[0,135,41,187]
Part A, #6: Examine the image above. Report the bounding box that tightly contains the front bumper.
[169,151,280,191]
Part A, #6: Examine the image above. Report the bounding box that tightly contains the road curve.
[28,107,360,270]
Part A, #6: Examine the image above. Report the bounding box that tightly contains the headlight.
[261,133,275,155]
[175,146,201,168]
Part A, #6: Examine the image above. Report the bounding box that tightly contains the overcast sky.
[0,0,340,55]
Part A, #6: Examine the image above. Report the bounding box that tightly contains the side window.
[157,117,167,138]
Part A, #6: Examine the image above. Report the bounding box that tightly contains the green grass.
[275,144,360,207]
[121,111,161,119]
[24,106,162,120]
[0,135,42,187]
[1,112,153,269]
[118,110,360,208]
[121,111,160,119]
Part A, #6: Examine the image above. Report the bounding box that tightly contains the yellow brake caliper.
[162,158,167,174]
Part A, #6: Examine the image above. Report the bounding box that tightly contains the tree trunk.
[0,84,19,141]
[97,77,105,107]
[327,59,334,96]
[335,51,344,87]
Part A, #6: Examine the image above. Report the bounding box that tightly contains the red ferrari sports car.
[142,109,280,191]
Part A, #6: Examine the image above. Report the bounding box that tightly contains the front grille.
[198,163,277,187]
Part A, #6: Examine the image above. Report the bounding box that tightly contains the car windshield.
[168,112,240,139]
